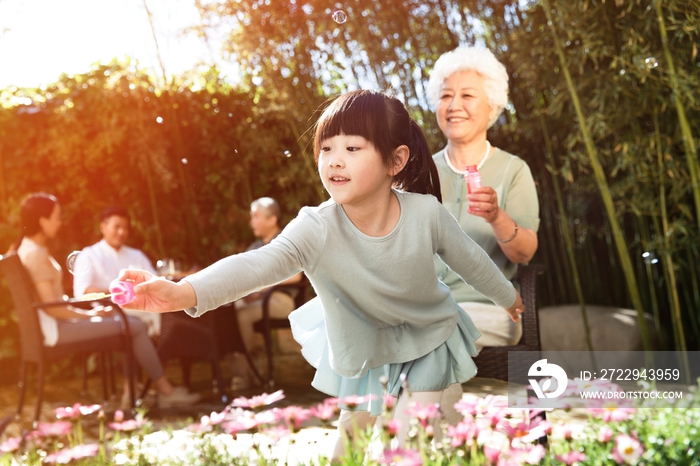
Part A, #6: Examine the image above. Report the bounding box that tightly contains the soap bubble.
[645,57,658,69]
[181,158,188,164]
[642,251,658,265]
[66,251,91,275]
[332,10,347,24]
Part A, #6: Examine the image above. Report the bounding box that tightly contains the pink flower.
[499,416,551,444]
[310,398,339,423]
[447,419,478,447]
[224,418,264,434]
[54,403,102,420]
[194,410,229,432]
[338,394,378,410]
[384,419,401,436]
[403,401,441,428]
[263,424,290,442]
[0,437,21,453]
[231,390,285,410]
[555,450,587,465]
[223,410,271,434]
[598,425,614,443]
[586,403,635,422]
[34,421,72,438]
[114,410,124,422]
[44,444,99,464]
[454,394,506,417]
[109,418,147,432]
[276,405,313,431]
[379,447,423,466]
[612,434,644,464]
[506,444,546,465]
[560,424,573,441]
[384,394,397,411]
[483,445,501,464]
[483,410,505,429]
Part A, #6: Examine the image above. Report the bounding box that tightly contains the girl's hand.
[466,186,500,223]
[505,290,525,322]
[113,269,197,313]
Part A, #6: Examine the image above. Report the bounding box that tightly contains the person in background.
[73,206,161,337]
[231,197,303,389]
[426,45,540,422]
[11,193,200,409]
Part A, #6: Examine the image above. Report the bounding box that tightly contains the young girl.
[117,89,524,458]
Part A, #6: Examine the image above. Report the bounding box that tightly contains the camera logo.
[528,359,568,399]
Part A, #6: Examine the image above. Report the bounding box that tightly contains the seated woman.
[427,45,540,351]
[9,192,200,409]
[426,46,540,422]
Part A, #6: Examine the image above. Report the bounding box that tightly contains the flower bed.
[1,379,698,465]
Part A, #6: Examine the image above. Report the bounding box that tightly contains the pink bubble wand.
[108,281,136,306]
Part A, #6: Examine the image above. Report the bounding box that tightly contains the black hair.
[100,206,130,223]
[10,192,58,252]
[313,89,442,202]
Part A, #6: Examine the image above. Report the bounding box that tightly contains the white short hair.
[426,46,509,128]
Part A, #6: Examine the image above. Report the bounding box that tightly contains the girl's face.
[39,203,62,239]
[318,133,393,206]
[436,69,493,145]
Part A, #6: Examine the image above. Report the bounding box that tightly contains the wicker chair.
[0,253,136,425]
[471,263,545,383]
[252,276,311,387]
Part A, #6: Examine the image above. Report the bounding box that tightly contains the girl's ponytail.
[394,119,442,203]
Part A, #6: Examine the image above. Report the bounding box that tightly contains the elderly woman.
[427,46,540,353]
[426,46,540,426]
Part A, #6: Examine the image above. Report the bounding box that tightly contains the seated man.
[232,197,303,388]
[73,206,160,337]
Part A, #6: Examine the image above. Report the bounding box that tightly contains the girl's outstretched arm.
[114,269,197,313]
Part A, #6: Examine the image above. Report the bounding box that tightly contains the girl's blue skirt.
[289,297,481,416]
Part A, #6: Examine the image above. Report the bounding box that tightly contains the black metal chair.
[472,263,545,383]
[252,276,311,387]
[0,253,136,425]
[150,303,264,404]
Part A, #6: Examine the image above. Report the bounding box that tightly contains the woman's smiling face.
[436,69,493,144]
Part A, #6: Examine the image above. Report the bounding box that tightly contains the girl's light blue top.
[184,190,516,378]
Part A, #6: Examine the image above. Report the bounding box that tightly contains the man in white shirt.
[73,206,160,336]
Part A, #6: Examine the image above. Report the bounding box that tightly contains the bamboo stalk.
[536,94,596,357]
[136,87,166,260]
[687,244,700,342]
[653,110,690,380]
[539,175,571,300]
[654,0,700,228]
[635,214,662,345]
[542,0,652,350]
